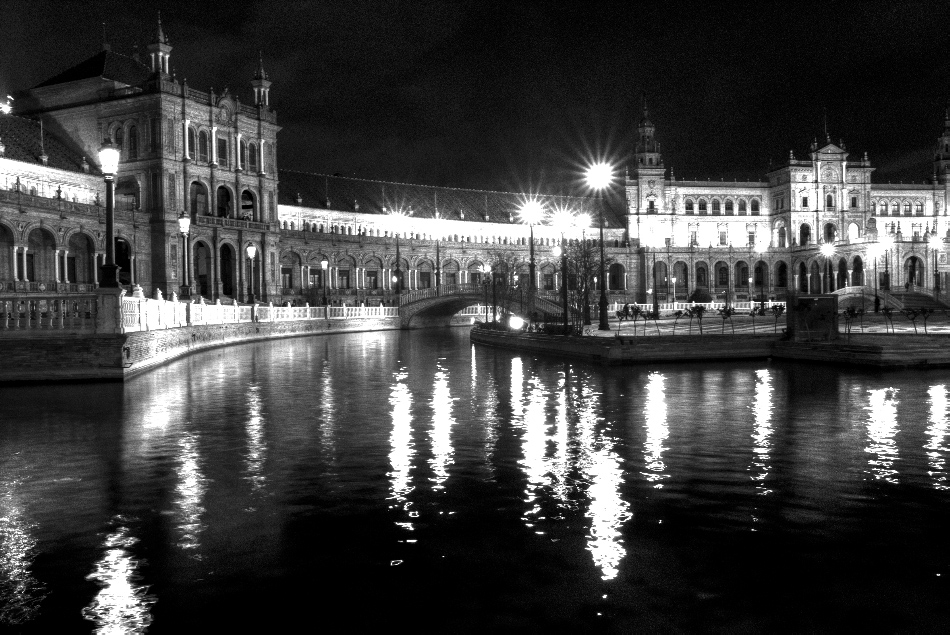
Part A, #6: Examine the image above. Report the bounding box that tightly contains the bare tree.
[488,249,527,324]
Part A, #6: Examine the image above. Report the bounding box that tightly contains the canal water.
[1,329,950,632]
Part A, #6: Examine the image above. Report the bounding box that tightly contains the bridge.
[397,282,569,328]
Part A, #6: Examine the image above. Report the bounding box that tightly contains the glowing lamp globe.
[246,244,257,260]
[519,200,545,226]
[98,138,120,176]
[509,316,524,330]
[585,162,613,191]
[177,212,191,235]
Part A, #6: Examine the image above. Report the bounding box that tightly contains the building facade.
[2,19,949,311]
[627,106,950,304]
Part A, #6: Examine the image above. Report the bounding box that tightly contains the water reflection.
[82,524,155,633]
[244,383,266,492]
[549,372,571,504]
[642,371,669,487]
[574,375,630,581]
[926,384,950,490]
[521,367,550,523]
[750,369,774,495]
[175,432,207,551]
[0,478,46,625]
[388,369,414,529]
[429,362,455,490]
[865,388,900,483]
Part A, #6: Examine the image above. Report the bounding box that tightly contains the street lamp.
[481,263,490,324]
[245,243,257,304]
[551,208,575,335]
[321,258,329,307]
[519,199,545,291]
[178,212,191,299]
[586,162,612,331]
[880,233,894,305]
[97,138,120,288]
[672,276,677,304]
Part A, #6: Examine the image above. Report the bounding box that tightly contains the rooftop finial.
[823,107,830,143]
[255,51,268,81]
[102,22,110,51]
[156,11,167,44]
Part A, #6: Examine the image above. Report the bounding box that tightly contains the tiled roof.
[0,114,89,172]
[278,170,621,228]
[33,49,153,89]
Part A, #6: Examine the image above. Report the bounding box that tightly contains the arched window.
[699,200,707,214]
[240,190,255,220]
[824,223,835,243]
[826,194,834,209]
[880,202,888,216]
[916,202,924,216]
[738,199,747,214]
[127,125,138,160]
[777,262,788,288]
[712,199,721,214]
[800,224,811,246]
[248,143,258,172]
[239,139,247,171]
[217,137,228,167]
[685,199,694,214]
[725,199,734,214]
[189,181,208,215]
[717,265,729,287]
[871,201,877,215]
[217,186,232,217]
[778,226,787,248]
[188,127,197,160]
[113,127,124,156]
[198,131,209,163]
[903,202,911,216]
[751,199,760,213]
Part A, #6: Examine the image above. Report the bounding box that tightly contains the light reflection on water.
[866,388,901,483]
[927,384,950,490]
[642,371,669,486]
[4,332,950,630]
[750,369,774,496]
[429,362,455,490]
[388,368,414,529]
[0,475,46,625]
[81,524,155,634]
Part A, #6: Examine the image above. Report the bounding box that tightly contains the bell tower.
[146,12,172,75]
[934,105,950,184]
[251,53,272,107]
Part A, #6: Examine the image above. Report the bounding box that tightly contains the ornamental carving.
[820,167,839,182]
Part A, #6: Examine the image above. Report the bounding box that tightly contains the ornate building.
[2,18,949,311]
[627,105,950,304]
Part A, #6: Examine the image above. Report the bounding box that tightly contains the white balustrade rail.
[0,296,98,332]
[119,295,401,334]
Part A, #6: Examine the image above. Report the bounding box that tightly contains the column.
[303,265,310,290]
[62,250,70,283]
[21,247,28,282]
[54,249,61,283]
[794,273,799,292]
[210,127,218,164]
[92,253,100,285]
[183,119,190,159]
[847,269,852,287]
[806,273,811,293]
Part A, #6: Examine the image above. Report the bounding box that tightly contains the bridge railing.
[398,282,481,305]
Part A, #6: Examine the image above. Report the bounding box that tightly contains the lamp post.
[672,276,677,305]
[321,258,329,307]
[97,138,120,288]
[820,242,835,293]
[586,162,612,331]
[551,208,577,335]
[393,232,402,295]
[481,263,490,324]
[519,200,544,291]
[245,243,257,304]
[652,252,659,315]
[178,212,191,299]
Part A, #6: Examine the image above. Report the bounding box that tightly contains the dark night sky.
[3,0,950,193]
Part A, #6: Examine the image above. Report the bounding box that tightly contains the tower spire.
[147,11,172,74]
[251,51,272,107]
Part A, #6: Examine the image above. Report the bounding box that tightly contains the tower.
[934,105,950,184]
[146,12,172,75]
[634,103,663,170]
[251,53,272,107]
